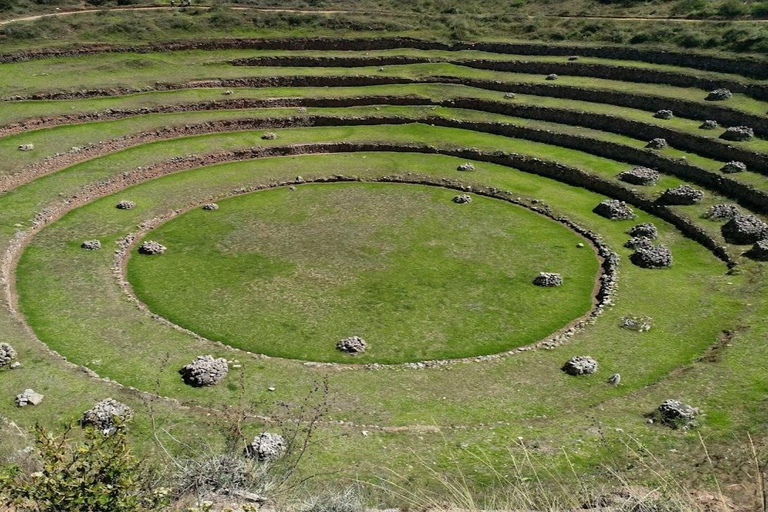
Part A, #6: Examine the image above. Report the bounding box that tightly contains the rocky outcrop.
[246,433,286,462]
[81,398,133,435]
[336,336,367,354]
[593,200,635,220]
[533,272,563,287]
[722,215,768,244]
[658,184,704,205]
[617,166,660,186]
[562,356,598,376]
[180,355,229,387]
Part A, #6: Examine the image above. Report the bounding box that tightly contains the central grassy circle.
[127,182,599,363]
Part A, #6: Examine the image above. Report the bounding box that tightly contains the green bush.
[752,1,768,16]
[717,0,748,17]
[0,0,14,11]
[671,0,707,15]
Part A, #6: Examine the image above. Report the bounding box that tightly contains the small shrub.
[718,0,748,18]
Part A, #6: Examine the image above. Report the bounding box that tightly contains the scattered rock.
[720,161,746,174]
[576,242,585,248]
[593,199,635,220]
[261,132,277,140]
[223,90,233,95]
[722,215,768,244]
[703,203,741,221]
[545,73,558,80]
[81,398,133,435]
[645,138,668,150]
[620,315,653,332]
[296,107,307,113]
[706,88,732,101]
[10,361,21,369]
[607,374,621,386]
[533,272,563,287]
[337,336,367,354]
[658,184,704,205]
[654,399,699,429]
[562,356,598,376]
[503,92,516,99]
[245,433,285,462]
[15,389,44,407]
[627,223,658,239]
[452,194,472,204]
[0,342,17,368]
[180,355,229,387]
[457,162,475,172]
[630,245,672,269]
[81,240,101,250]
[138,240,166,255]
[617,166,660,186]
[748,239,768,261]
[17,143,34,151]
[202,203,219,211]
[699,119,719,130]
[623,236,654,250]
[654,110,673,120]
[116,200,135,210]
[721,126,754,141]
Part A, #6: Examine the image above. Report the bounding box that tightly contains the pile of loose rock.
[116,200,136,210]
[17,143,34,151]
[617,166,660,186]
[722,215,768,244]
[15,389,44,407]
[721,126,754,141]
[749,240,768,261]
[720,161,746,174]
[706,88,732,101]
[593,199,635,220]
[562,356,598,376]
[138,240,166,255]
[457,162,475,172]
[0,342,18,368]
[245,433,286,461]
[81,398,133,435]
[620,315,653,332]
[645,138,668,150]
[700,120,719,130]
[202,203,219,211]
[630,244,672,269]
[261,132,277,140]
[452,194,472,204]
[545,74,558,80]
[503,92,516,99]
[704,204,741,220]
[337,336,367,354]
[533,272,563,287]
[180,355,229,387]
[653,110,673,120]
[627,222,658,239]
[81,239,101,250]
[653,399,699,429]
[623,236,654,250]
[658,184,704,205]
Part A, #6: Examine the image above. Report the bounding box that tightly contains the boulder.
[617,166,660,186]
[645,138,668,150]
[562,356,598,376]
[748,239,768,261]
[626,223,658,239]
[653,110,673,120]
[545,73,558,80]
[721,126,754,141]
[699,120,719,130]
[593,199,635,220]
[81,240,101,250]
[720,161,746,174]
[245,433,286,462]
[116,200,136,210]
[457,162,475,172]
[655,399,699,429]
[261,132,277,140]
[658,184,704,205]
[722,215,768,244]
[533,272,563,287]
[337,336,367,354]
[630,245,672,269]
[202,203,219,211]
[81,398,133,434]
[703,204,741,221]
[452,194,472,204]
[15,389,44,407]
[706,88,732,101]
[0,342,17,368]
[180,355,229,387]
[138,240,166,255]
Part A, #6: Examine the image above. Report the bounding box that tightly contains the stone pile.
[620,315,653,332]
[630,244,672,268]
[202,203,219,211]
[627,223,658,239]
[138,240,166,255]
[337,336,367,354]
[749,240,768,260]
[533,272,563,287]
[15,389,44,407]
[180,355,229,387]
[699,120,718,130]
[503,92,516,99]
[81,239,101,250]
[645,138,668,150]
[18,143,34,151]
[452,194,472,204]
[562,356,598,376]
[116,200,135,210]
[81,398,133,435]
[655,399,699,429]
[0,342,17,368]
[617,166,660,186]
[623,237,653,250]
[593,199,635,220]
[706,88,732,101]
[721,126,754,141]
[658,184,704,205]
[457,162,475,172]
[704,204,741,220]
[722,215,768,244]
[720,161,746,174]
[261,132,277,140]
[545,74,558,80]
[654,110,673,120]
[246,433,286,462]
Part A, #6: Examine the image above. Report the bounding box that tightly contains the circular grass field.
[127,182,599,363]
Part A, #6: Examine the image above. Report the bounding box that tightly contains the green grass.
[127,182,598,363]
